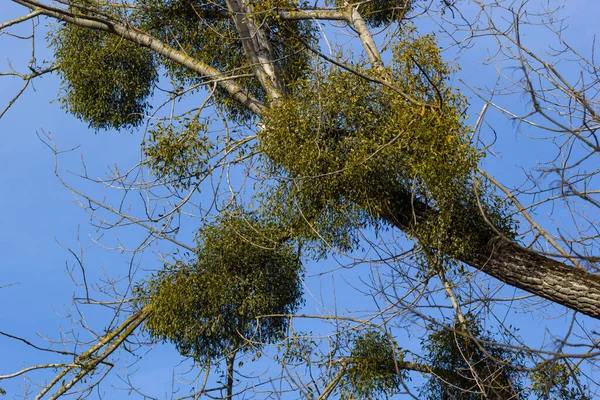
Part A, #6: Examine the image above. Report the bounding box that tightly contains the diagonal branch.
[0,9,41,29]
[378,187,600,320]
[225,0,285,100]
[35,306,151,400]
[11,0,266,116]
[345,4,387,76]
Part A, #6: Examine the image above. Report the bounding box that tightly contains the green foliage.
[421,314,524,399]
[142,116,212,189]
[531,360,592,399]
[258,31,513,257]
[137,215,303,363]
[413,179,517,270]
[336,0,416,27]
[339,331,404,398]
[51,16,157,130]
[136,0,315,122]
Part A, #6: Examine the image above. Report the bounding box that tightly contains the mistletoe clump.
[142,116,212,190]
[421,315,525,399]
[339,331,405,398]
[52,20,157,130]
[137,0,316,122]
[258,32,513,258]
[138,215,304,363]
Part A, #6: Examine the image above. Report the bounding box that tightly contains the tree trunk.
[226,350,237,399]
[380,188,600,320]
[464,241,600,319]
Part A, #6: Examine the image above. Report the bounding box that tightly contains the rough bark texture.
[464,242,600,319]
[226,0,285,99]
[380,188,600,320]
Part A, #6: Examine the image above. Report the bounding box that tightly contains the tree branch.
[380,187,600,320]
[36,307,150,400]
[225,0,285,100]
[12,0,266,116]
[0,9,41,29]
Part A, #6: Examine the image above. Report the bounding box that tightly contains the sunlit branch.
[0,364,72,380]
[0,9,41,29]
[225,0,286,99]
[346,4,387,75]
[279,9,346,20]
[12,0,266,116]
[37,307,150,400]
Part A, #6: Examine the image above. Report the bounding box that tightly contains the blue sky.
[2,1,600,398]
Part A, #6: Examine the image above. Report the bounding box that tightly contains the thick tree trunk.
[380,189,600,320]
[464,242,600,319]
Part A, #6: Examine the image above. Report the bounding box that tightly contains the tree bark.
[225,0,285,99]
[463,242,600,319]
[226,351,236,399]
[11,0,600,321]
[380,188,600,320]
